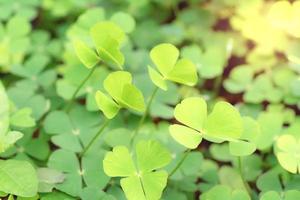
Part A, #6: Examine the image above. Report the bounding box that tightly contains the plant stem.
[65,66,97,113]
[80,119,110,158]
[169,149,191,177]
[213,75,223,97]
[130,86,159,146]
[238,157,252,197]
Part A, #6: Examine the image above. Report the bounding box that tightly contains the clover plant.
[1,1,300,200]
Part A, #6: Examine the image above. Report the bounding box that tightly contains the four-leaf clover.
[103,140,171,200]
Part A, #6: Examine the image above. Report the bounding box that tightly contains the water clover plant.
[103,140,171,200]
[95,71,145,119]
[169,97,259,156]
[148,43,198,91]
[1,1,300,200]
[74,21,125,70]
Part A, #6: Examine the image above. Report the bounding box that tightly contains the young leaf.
[10,107,36,128]
[90,21,125,69]
[103,140,171,200]
[170,97,244,149]
[73,39,100,69]
[203,101,243,141]
[275,134,300,174]
[95,91,120,119]
[149,43,198,90]
[96,71,145,118]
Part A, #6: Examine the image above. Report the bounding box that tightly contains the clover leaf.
[11,54,56,88]
[0,81,23,153]
[229,117,260,156]
[44,108,100,153]
[224,65,254,93]
[0,16,31,72]
[110,12,136,34]
[275,134,300,174]
[169,97,243,149]
[8,82,50,120]
[95,71,145,119]
[244,74,283,104]
[73,39,100,69]
[181,44,228,79]
[148,43,198,90]
[48,149,109,197]
[0,159,38,197]
[200,185,250,200]
[261,190,300,200]
[90,21,125,69]
[103,140,171,200]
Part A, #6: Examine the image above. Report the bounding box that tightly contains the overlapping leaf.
[95,71,145,119]
[148,43,198,90]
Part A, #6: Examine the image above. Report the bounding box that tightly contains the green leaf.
[90,21,125,69]
[149,43,198,89]
[150,43,179,76]
[275,134,300,173]
[260,191,281,200]
[169,124,202,149]
[203,101,243,141]
[48,149,81,196]
[103,146,136,177]
[174,97,207,131]
[148,66,167,91]
[73,39,100,69]
[110,12,136,33]
[95,91,120,119]
[104,71,132,101]
[170,97,243,149]
[97,71,145,116]
[166,58,198,86]
[103,140,171,200]
[0,131,23,153]
[7,17,31,37]
[119,84,145,112]
[120,176,146,200]
[10,108,36,128]
[229,117,260,156]
[136,140,172,173]
[140,171,168,200]
[0,81,9,135]
[0,160,38,197]
[229,140,256,156]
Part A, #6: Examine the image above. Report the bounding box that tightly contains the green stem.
[238,157,252,197]
[65,66,97,113]
[80,119,110,158]
[213,75,222,97]
[169,149,191,177]
[130,87,159,145]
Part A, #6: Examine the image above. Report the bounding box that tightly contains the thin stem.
[80,119,110,158]
[169,149,191,177]
[213,75,223,97]
[65,66,97,113]
[238,157,252,197]
[130,86,159,146]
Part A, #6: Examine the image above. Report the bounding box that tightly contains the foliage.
[0,0,300,200]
